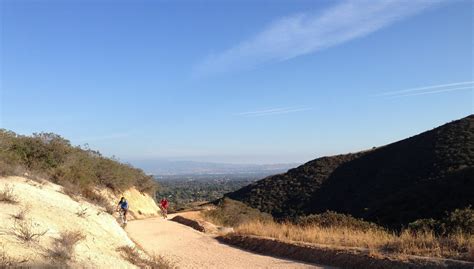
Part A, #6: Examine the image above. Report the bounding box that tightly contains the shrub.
[296,211,382,231]
[0,130,158,204]
[0,184,18,204]
[409,206,474,235]
[442,206,474,234]
[48,231,85,262]
[104,204,116,215]
[203,198,273,227]
[12,205,31,221]
[80,188,108,206]
[117,246,174,269]
[0,159,18,177]
[408,218,438,233]
[75,206,88,218]
[11,219,48,243]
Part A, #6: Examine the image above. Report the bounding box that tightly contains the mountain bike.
[159,205,168,219]
[118,209,127,227]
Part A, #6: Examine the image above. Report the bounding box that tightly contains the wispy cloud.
[235,106,312,117]
[375,81,474,98]
[195,0,442,76]
[375,81,474,97]
[391,86,474,98]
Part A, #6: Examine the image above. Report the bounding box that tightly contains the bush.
[11,219,48,243]
[48,231,85,262]
[75,206,89,218]
[409,206,474,235]
[0,184,19,204]
[104,204,116,215]
[0,130,158,203]
[0,159,19,177]
[12,205,31,221]
[296,211,382,231]
[408,218,438,233]
[203,198,273,227]
[443,206,474,234]
[117,246,174,269]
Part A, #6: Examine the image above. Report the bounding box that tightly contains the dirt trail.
[126,214,333,269]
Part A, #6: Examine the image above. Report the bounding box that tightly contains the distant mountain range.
[130,159,299,176]
[226,115,474,228]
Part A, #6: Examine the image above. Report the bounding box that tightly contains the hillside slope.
[226,115,474,227]
[99,187,160,220]
[0,176,137,268]
[0,131,156,200]
[0,130,161,220]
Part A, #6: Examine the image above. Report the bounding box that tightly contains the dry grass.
[11,218,48,243]
[75,206,88,218]
[236,220,474,261]
[117,246,175,269]
[11,204,31,221]
[48,231,85,262]
[0,184,19,204]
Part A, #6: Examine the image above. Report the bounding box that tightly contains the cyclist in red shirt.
[159,198,169,219]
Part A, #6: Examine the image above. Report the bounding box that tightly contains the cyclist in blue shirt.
[117,197,129,224]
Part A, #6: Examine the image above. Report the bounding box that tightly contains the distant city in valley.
[153,167,297,211]
[134,160,298,176]
[154,173,263,211]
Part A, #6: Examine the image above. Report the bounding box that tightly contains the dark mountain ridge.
[226,115,474,228]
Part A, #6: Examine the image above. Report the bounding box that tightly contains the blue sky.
[1,0,473,165]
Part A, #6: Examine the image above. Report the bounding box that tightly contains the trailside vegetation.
[0,130,156,197]
[204,198,474,262]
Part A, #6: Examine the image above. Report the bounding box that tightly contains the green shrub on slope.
[0,130,156,195]
[409,206,474,235]
[296,211,382,232]
[203,198,272,227]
